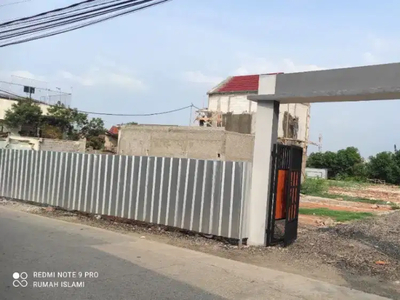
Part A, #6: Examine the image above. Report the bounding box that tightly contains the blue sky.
[1,0,400,157]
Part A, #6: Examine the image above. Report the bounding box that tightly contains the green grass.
[301,178,328,195]
[326,180,367,189]
[306,192,389,205]
[299,208,374,222]
[301,178,399,209]
[390,203,400,210]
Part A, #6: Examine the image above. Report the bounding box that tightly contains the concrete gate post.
[247,75,279,246]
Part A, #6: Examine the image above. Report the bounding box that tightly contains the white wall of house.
[208,94,256,113]
[0,97,50,120]
[0,97,51,135]
[0,135,86,152]
[208,93,310,142]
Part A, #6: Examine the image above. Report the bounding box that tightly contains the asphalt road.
[0,206,389,300]
[0,208,223,300]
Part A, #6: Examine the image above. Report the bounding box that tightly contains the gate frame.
[266,143,303,247]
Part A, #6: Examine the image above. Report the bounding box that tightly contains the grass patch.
[326,180,367,189]
[299,208,374,222]
[301,178,328,195]
[305,192,389,205]
[390,203,400,210]
[301,178,392,206]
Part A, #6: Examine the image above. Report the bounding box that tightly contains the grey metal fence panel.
[0,149,250,239]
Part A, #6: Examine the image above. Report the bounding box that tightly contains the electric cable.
[0,0,30,8]
[0,88,194,117]
[78,105,193,117]
[0,0,170,47]
[0,0,146,36]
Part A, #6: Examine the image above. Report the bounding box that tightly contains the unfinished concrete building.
[199,74,311,145]
[196,74,315,175]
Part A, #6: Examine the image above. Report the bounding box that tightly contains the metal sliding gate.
[266,144,303,247]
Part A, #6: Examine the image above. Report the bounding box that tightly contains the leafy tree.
[6,100,106,150]
[46,102,88,139]
[4,99,42,136]
[307,147,363,179]
[40,124,64,139]
[366,152,400,184]
[336,147,363,178]
[82,118,106,150]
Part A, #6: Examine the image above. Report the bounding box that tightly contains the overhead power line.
[79,105,194,117]
[0,0,31,8]
[0,0,108,26]
[1,0,148,37]
[0,0,171,47]
[0,88,194,117]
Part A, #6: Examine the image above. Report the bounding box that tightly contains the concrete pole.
[247,74,279,246]
[247,100,279,245]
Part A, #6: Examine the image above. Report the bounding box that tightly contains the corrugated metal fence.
[0,149,251,240]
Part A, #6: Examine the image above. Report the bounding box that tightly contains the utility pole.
[318,134,323,152]
[189,104,193,126]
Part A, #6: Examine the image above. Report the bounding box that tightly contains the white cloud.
[181,71,224,85]
[58,71,95,87]
[362,52,378,64]
[0,70,47,85]
[181,57,327,88]
[367,35,391,52]
[281,59,324,72]
[59,57,146,91]
[10,70,47,82]
[233,55,326,75]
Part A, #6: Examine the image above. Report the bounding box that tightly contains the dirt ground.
[300,195,392,213]
[298,183,399,228]
[329,184,400,204]
[1,198,399,299]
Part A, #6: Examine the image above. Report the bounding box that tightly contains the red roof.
[108,126,119,136]
[216,75,259,93]
[210,73,284,94]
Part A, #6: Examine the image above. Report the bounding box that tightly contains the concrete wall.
[305,168,328,179]
[208,94,309,142]
[40,138,86,153]
[104,135,118,153]
[118,125,254,162]
[0,135,86,153]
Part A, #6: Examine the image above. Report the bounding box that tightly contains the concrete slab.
[249,62,400,103]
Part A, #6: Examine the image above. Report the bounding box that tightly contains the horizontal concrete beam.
[249,62,400,103]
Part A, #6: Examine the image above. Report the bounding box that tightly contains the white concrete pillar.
[247,74,279,246]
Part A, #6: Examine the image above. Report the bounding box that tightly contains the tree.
[82,118,105,150]
[307,147,363,179]
[336,147,363,178]
[45,102,88,140]
[307,151,339,178]
[366,152,400,184]
[4,99,42,136]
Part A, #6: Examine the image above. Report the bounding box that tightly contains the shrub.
[301,177,328,195]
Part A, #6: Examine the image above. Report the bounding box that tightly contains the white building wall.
[208,93,309,142]
[0,97,50,120]
[208,94,255,113]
